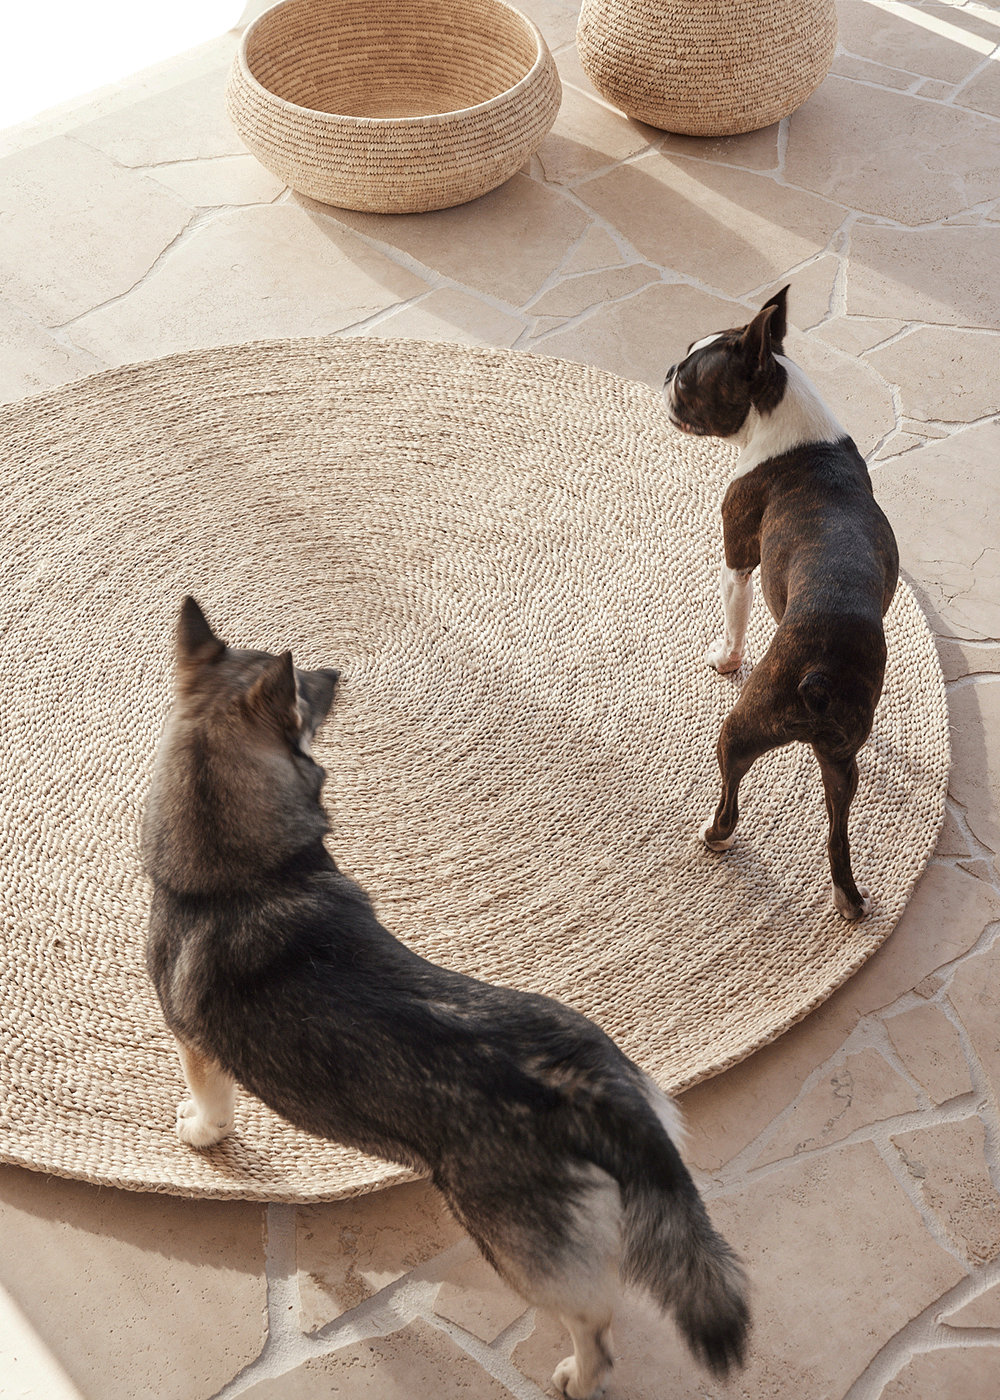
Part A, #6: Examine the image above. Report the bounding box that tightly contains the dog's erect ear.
[740,297,785,374]
[177,597,226,670]
[244,651,298,732]
[760,285,788,347]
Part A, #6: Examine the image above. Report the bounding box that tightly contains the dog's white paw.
[176,1100,232,1148]
[701,820,736,852]
[833,886,873,921]
[704,638,742,673]
[552,1358,604,1400]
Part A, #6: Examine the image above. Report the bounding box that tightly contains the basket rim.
[235,0,552,126]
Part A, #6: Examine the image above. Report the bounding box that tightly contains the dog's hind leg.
[552,1312,615,1399]
[468,1167,621,1399]
[174,1038,236,1147]
[701,710,773,852]
[814,749,872,920]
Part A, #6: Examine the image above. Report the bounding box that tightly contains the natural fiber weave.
[577,0,837,135]
[226,0,561,212]
[0,339,947,1202]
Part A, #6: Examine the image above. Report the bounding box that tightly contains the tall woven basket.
[577,0,837,136]
[226,0,561,213]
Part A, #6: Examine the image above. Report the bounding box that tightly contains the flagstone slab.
[0,1284,84,1400]
[318,175,590,309]
[295,1180,465,1334]
[884,1003,973,1105]
[659,123,781,172]
[835,3,998,85]
[679,995,858,1172]
[943,680,1000,861]
[936,638,1000,684]
[755,1048,920,1166]
[783,79,999,225]
[830,55,922,92]
[955,60,1000,120]
[0,300,96,402]
[521,0,581,51]
[530,281,738,386]
[66,205,428,363]
[511,1297,726,1398]
[874,432,925,462]
[874,422,1000,639]
[147,154,286,207]
[560,225,627,276]
[865,328,1000,424]
[360,289,527,349]
[881,1343,1000,1396]
[239,1319,520,1398]
[528,264,657,318]
[942,1281,1000,1329]
[432,1254,527,1343]
[706,1143,967,1396]
[0,136,191,325]
[949,941,1000,1103]
[817,317,910,356]
[537,51,656,185]
[574,155,845,298]
[784,255,839,330]
[847,225,1000,328]
[0,1165,266,1400]
[935,806,974,859]
[73,69,243,167]
[892,1117,1000,1264]
[685,865,1000,1174]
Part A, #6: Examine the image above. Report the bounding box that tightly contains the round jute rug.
[0,339,948,1202]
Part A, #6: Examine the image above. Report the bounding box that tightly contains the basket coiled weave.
[577,0,838,135]
[226,0,561,213]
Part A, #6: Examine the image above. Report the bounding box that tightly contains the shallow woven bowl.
[225,0,561,213]
[577,0,837,135]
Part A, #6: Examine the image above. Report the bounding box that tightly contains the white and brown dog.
[663,287,899,920]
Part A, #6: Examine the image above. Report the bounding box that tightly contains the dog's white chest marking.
[730,356,846,477]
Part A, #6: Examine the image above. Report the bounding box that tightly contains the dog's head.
[142,598,340,894]
[173,596,339,759]
[663,286,789,440]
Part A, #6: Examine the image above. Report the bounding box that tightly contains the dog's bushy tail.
[621,1175,749,1374]
[607,1097,749,1376]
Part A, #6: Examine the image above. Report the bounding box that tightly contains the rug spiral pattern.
[0,339,948,1200]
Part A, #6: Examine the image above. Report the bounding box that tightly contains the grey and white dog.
[143,598,750,1399]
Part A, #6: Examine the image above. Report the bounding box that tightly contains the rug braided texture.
[0,339,948,1201]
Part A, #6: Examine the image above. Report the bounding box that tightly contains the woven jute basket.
[0,339,947,1201]
[577,0,837,135]
[225,0,561,213]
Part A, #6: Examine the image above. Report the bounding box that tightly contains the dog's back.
[726,435,898,750]
[143,599,749,1399]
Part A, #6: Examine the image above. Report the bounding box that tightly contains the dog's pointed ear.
[740,286,789,372]
[177,597,226,670]
[761,285,788,346]
[244,651,298,731]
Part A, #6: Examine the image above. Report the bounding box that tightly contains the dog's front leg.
[705,563,753,673]
[174,1038,236,1148]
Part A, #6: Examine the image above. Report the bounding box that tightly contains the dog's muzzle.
[662,371,704,436]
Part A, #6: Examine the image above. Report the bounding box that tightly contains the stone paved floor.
[2,2,1000,1396]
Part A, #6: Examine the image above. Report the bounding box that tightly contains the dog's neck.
[727,356,847,478]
